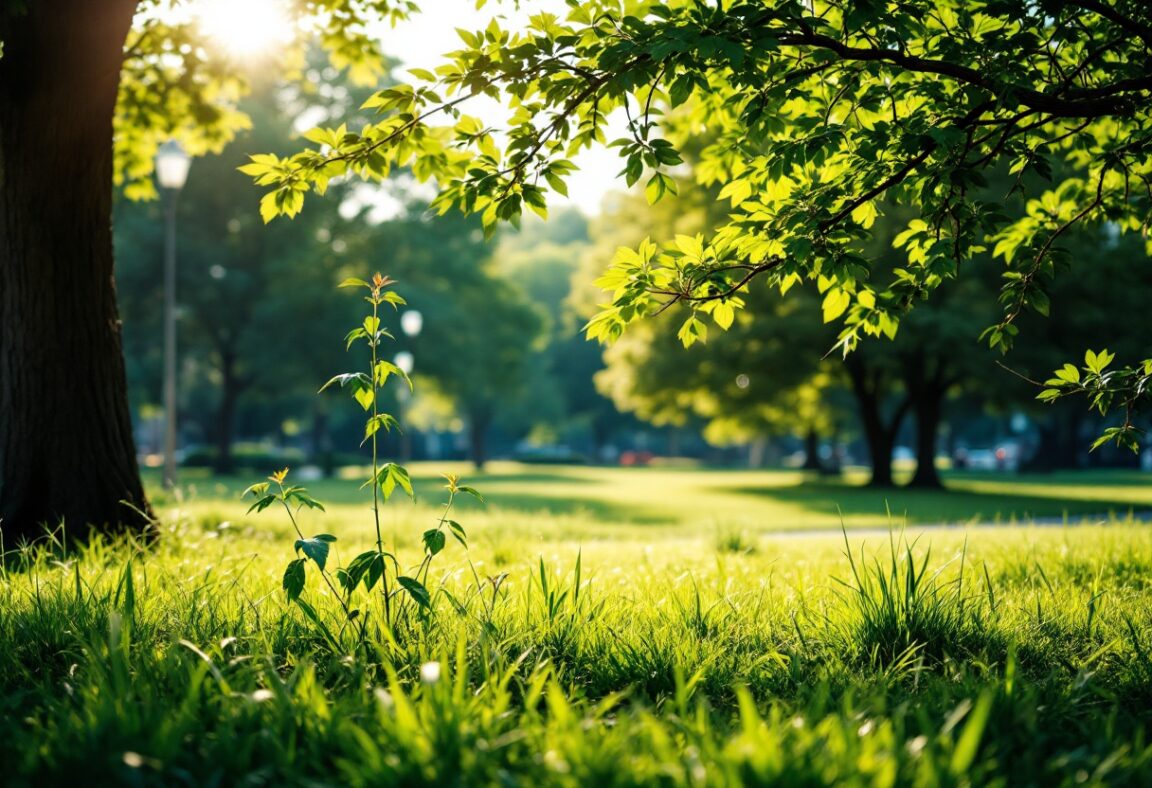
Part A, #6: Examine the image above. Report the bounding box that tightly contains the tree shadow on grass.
[475,493,671,525]
[723,478,1150,526]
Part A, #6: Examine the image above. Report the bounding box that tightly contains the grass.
[3,465,1152,785]
[160,462,1152,538]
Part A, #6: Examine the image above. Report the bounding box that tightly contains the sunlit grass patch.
[3,480,1152,783]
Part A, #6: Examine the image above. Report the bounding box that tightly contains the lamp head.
[394,351,415,376]
[155,140,191,190]
[400,310,423,337]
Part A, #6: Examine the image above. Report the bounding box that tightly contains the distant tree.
[1007,225,1152,463]
[586,179,1002,486]
[493,210,590,442]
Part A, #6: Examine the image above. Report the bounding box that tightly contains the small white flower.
[420,661,442,685]
[374,687,394,708]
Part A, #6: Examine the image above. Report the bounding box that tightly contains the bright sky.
[371,0,623,215]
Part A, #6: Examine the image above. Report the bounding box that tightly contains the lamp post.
[155,141,191,488]
[394,309,421,461]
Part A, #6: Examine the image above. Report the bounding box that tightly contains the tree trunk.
[907,389,945,489]
[858,404,898,487]
[468,415,489,471]
[310,403,334,478]
[801,427,822,471]
[0,2,150,543]
[845,357,909,489]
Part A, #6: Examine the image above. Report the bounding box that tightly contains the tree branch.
[1070,0,1152,51]
[774,30,1147,117]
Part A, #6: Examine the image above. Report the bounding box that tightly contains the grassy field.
[3,466,1152,785]
[159,462,1152,537]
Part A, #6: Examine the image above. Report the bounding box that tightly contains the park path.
[762,511,1152,539]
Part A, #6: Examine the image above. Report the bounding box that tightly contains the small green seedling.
[244,273,479,645]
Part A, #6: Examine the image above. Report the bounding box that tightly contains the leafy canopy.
[116,0,416,199]
[247,0,1152,430]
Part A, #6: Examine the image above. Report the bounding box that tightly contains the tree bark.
[801,427,823,471]
[907,388,945,489]
[904,351,950,489]
[468,413,490,471]
[310,403,334,478]
[846,357,909,488]
[858,402,899,487]
[0,1,150,543]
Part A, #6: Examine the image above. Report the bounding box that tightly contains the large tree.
[255,0,1152,447]
[0,3,146,541]
[0,1,404,540]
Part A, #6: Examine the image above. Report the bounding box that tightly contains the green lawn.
[160,462,1152,539]
[3,466,1151,784]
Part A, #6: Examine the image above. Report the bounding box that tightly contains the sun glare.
[196,0,295,57]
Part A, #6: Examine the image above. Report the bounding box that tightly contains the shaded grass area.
[3,496,1152,784]
[159,463,1152,535]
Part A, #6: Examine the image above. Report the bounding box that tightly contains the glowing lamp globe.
[155,141,191,190]
[401,310,423,337]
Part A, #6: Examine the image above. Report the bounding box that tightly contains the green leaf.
[285,489,326,511]
[712,301,735,330]
[951,690,994,774]
[259,192,279,223]
[822,289,851,322]
[354,386,375,411]
[283,559,306,601]
[363,413,399,444]
[343,550,386,593]
[457,485,484,502]
[645,172,669,204]
[717,178,752,207]
[344,327,368,350]
[397,575,431,608]
[850,200,878,228]
[294,536,335,571]
[446,520,468,547]
[242,482,269,498]
[423,529,446,556]
[377,463,415,501]
[246,494,277,514]
[1084,348,1114,374]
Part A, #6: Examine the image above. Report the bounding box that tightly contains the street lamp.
[393,351,415,376]
[156,140,190,488]
[397,310,422,461]
[400,309,423,338]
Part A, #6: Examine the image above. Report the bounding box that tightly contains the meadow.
[2,464,1151,785]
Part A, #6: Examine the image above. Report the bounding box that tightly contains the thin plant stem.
[368,291,393,630]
